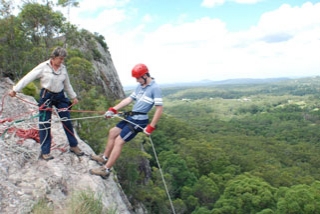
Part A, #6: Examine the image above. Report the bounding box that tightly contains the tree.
[275,182,320,214]
[192,175,220,209]
[0,0,12,18]
[19,3,65,48]
[0,14,34,79]
[57,0,79,22]
[213,173,277,213]
[158,151,197,198]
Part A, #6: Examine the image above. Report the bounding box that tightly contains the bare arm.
[150,105,163,127]
[113,97,133,111]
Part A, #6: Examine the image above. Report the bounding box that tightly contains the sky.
[15,0,320,87]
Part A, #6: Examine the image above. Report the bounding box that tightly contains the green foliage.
[213,173,277,213]
[68,189,104,214]
[71,86,112,152]
[19,3,65,46]
[66,55,95,92]
[57,0,79,8]
[22,82,37,97]
[65,52,114,152]
[0,15,33,79]
[275,181,320,214]
[192,175,220,209]
[31,198,54,214]
[92,48,103,61]
[159,151,197,198]
[61,22,82,47]
[94,32,108,51]
[125,77,320,213]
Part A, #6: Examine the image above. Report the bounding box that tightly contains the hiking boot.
[89,154,107,165]
[39,153,54,161]
[89,166,110,179]
[70,146,84,156]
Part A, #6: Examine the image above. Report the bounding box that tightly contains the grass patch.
[68,189,104,214]
[31,198,54,214]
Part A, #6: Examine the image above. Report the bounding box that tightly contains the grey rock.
[0,78,132,214]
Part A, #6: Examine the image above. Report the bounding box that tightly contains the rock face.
[93,43,126,100]
[0,78,132,213]
[76,39,126,100]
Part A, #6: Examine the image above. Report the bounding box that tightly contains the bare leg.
[103,127,121,158]
[105,135,125,169]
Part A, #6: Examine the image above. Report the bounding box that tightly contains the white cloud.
[71,8,127,33]
[201,0,225,8]
[111,2,320,86]
[234,0,263,4]
[257,2,320,36]
[201,0,262,8]
[142,14,154,23]
[42,1,320,86]
[13,0,320,86]
[219,2,320,79]
[75,0,130,12]
[68,2,128,33]
[144,17,227,46]
[106,17,230,85]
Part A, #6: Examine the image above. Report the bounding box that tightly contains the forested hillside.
[115,77,320,213]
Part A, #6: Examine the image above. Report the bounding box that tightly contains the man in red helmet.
[89,63,163,179]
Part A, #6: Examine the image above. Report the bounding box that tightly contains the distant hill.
[123,77,292,91]
[162,77,292,89]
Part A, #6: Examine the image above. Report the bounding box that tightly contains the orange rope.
[9,127,40,143]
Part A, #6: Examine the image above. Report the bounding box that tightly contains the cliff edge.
[0,78,132,214]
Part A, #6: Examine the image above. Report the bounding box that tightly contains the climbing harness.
[119,111,147,117]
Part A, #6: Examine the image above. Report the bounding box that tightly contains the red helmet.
[132,63,149,78]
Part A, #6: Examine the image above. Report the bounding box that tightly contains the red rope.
[1,93,103,153]
[8,127,67,152]
[0,118,13,123]
[9,127,40,143]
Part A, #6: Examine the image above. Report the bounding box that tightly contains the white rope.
[64,115,104,121]
[148,135,176,214]
[1,109,176,213]
[113,114,176,214]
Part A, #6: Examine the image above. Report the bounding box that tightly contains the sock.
[103,156,108,161]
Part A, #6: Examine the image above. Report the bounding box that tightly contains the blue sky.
[18,0,320,87]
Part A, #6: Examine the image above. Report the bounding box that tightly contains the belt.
[41,88,61,98]
[124,111,147,116]
[132,111,147,115]
[42,88,60,94]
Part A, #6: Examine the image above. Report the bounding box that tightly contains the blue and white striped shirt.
[130,80,163,120]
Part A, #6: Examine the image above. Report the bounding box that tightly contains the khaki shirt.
[13,60,77,99]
